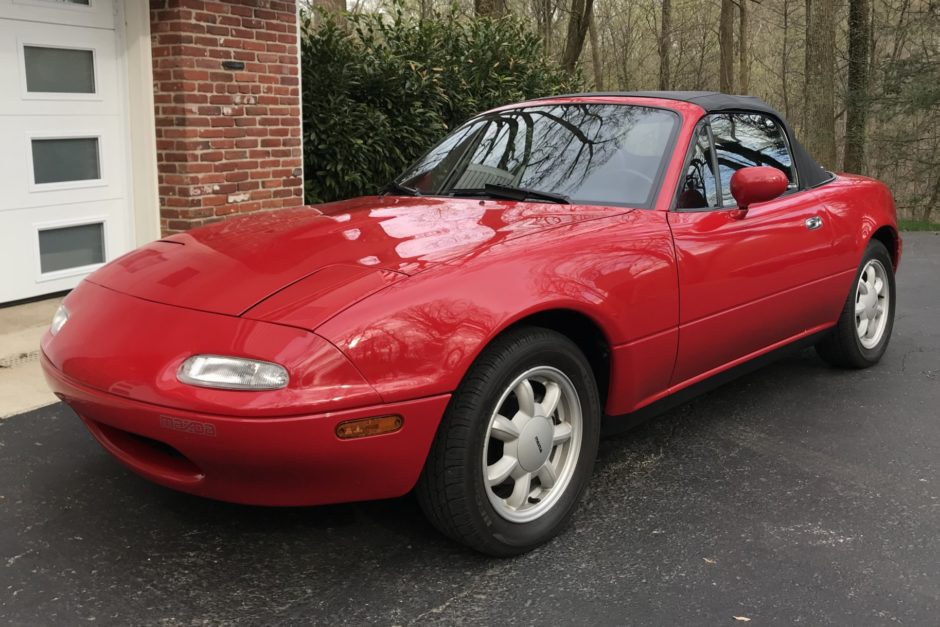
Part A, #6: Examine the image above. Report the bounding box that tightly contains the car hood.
[87,195,630,316]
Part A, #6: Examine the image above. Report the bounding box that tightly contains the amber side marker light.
[336,415,403,439]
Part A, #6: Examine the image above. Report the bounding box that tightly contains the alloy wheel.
[481,366,583,523]
[855,258,890,349]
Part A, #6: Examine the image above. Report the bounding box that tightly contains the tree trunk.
[844,0,871,173]
[615,7,635,89]
[475,0,508,17]
[560,0,594,74]
[589,15,604,90]
[804,0,837,170]
[535,0,554,56]
[659,0,671,90]
[924,172,940,224]
[719,0,734,92]
[781,0,791,122]
[695,22,708,90]
[738,0,749,93]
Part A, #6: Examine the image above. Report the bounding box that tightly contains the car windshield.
[395,103,678,206]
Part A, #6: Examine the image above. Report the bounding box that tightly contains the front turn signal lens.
[336,415,403,439]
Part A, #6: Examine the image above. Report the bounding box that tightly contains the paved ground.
[2,233,938,626]
[0,296,61,418]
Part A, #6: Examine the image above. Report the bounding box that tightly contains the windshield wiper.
[382,181,421,197]
[450,183,569,204]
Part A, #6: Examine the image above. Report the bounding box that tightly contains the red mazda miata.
[42,92,900,555]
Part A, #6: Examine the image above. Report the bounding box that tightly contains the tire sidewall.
[852,241,896,363]
[459,331,601,553]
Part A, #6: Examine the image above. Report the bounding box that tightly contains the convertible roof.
[535,91,831,189]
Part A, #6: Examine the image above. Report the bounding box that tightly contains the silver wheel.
[855,259,890,349]
[482,366,583,523]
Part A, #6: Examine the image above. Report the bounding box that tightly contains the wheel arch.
[871,224,900,270]
[485,307,613,407]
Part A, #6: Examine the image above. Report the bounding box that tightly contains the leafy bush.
[300,9,582,204]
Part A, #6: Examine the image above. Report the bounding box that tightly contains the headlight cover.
[50,304,69,336]
[177,355,289,391]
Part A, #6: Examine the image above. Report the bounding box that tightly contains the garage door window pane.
[24,46,95,94]
[39,223,104,273]
[32,138,100,184]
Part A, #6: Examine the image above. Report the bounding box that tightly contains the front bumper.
[43,354,450,506]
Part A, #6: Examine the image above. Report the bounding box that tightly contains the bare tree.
[589,14,605,90]
[927,173,940,224]
[315,0,345,12]
[804,0,837,169]
[659,0,672,90]
[719,0,735,92]
[780,0,792,122]
[475,0,508,17]
[608,1,638,89]
[844,0,871,173]
[738,0,750,93]
[560,0,595,74]
[533,0,555,56]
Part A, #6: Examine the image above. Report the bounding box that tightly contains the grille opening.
[89,419,203,481]
[126,432,189,462]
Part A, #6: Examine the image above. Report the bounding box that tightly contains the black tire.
[415,326,601,556]
[816,239,896,368]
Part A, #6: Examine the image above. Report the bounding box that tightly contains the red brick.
[152,0,301,236]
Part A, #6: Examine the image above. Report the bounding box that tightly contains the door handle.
[805,215,823,230]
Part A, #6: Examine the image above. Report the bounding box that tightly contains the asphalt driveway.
[2,232,938,626]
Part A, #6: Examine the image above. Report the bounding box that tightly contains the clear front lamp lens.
[50,304,69,336]
[177,355,289,391]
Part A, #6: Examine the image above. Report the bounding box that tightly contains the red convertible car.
[42,92,900,555]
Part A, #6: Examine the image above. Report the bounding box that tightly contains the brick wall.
[150,0,303,235]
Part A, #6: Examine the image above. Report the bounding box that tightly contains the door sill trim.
[601,328,830,436]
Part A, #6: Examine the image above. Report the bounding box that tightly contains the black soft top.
[536,91,831,189]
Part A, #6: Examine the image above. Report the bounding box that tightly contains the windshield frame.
[393,102,683,209]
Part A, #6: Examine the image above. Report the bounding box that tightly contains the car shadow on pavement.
[8,348,830,562]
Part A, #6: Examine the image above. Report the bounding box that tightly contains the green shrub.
[300,9,582,204]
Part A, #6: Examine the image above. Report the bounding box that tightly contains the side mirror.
[729,166,789,214]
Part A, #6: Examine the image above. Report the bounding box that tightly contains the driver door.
[668,113,843,386]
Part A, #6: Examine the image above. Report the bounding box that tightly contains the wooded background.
[305,0,939,222]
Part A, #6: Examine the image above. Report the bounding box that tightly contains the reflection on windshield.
[397,104,677,207]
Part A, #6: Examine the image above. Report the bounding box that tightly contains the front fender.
[315,211,680,407]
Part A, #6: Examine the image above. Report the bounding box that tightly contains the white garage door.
[0,0,132,304]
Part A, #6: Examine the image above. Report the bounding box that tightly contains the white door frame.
[120,0,160,247]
